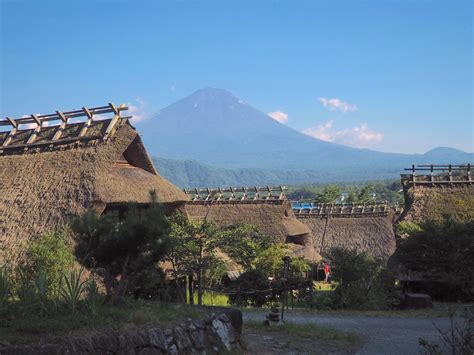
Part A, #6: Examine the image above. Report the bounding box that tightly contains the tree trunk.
[188,274,194,305]
[197,268,203,306]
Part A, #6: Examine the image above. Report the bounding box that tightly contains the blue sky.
[1,0,472,153]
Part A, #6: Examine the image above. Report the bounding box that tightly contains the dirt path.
[242,310,456,354]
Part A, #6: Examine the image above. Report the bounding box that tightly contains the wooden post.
[449,164,453,184]
[412,164,416,186]
[468,164,472,184]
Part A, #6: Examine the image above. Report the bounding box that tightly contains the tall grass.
[0,268,12,309]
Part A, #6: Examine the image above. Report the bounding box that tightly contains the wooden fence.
[184,186,287,203]
[401,164,472,186]
[292,202,390,218]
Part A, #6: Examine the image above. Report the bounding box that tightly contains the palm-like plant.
[60,268,86,314]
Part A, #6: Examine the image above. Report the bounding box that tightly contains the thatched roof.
[299,215,396,260]
[0,104,186,264]
[182,200,322,262]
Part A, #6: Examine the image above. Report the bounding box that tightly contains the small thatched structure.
[299,215,396,260]
[0,104,187,264]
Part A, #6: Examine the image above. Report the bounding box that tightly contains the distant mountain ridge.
[139,88,473,185]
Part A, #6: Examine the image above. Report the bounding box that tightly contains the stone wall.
[0,311,242,354]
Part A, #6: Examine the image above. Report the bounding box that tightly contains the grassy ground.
[0,299,206,345]
[192,291,229,306]
[242,319,363,354]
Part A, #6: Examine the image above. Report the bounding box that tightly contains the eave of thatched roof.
[282,217,311,236]
[0,115,186,264]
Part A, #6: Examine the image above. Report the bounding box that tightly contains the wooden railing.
[292,202,390,218]
[0,103,129,152]
[184,186,287,202]
[401,164,472,186]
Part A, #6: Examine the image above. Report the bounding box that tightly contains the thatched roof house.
[0,104,186,264]
[183,199,321,263]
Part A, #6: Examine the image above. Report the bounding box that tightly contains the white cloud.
[127,98,147,123]
[267,111,288,124]
[319,97,358,113]
[302,120,383,148]
[170,84,176,92]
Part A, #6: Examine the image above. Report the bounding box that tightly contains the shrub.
[228,269,271,307]
[324,247,396,310]
[396,221,423,237]
[24,231,74,296]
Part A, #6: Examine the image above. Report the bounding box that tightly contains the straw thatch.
[399,182,474,224]
[0,117,187,264]
[182,200,322,263]
[299,215,396,260]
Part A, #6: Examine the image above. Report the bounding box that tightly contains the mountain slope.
[139,88,473,177]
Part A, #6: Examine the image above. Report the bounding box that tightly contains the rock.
[148,328,168,351]
[172,326,192,351]
[137,348,162,355]
[217,314,230,323]
[212,319,231,351]
[189,328,206,350]
[400,293,433,309]
[167,344,178,355]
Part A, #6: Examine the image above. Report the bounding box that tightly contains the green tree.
[396,217,474,300]
[220,224,275,271]
[168,214,223,305]
[357,184,375,204]
[71,192,171,302]
[255,243,289,278]
[25,231,74,296]
[324,247,396,310]
[316,185,342,203]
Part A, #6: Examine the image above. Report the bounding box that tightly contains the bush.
[324,247,397,310]
[228,269,271,307]
[396,221,423,237]
[24,231,74,297]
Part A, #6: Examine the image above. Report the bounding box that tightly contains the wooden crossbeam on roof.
[2,117,18,147]
[26,114,42,145]
[52,111,69,141]
[0,104,130,153]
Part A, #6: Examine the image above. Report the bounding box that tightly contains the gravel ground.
[243,311,458,354]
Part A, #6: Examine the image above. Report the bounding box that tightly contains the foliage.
[60,268,86,314]
[254,243,289,278]
[287,180,402,205]
[167,213,223,305]
[228,269,271,307]
[71,191,171,301]
[0,268,12,310]
[85,277,101,316]
[316,185,342,203]
[396,217,474,301]
[324,247,397,310]
[220,224,275,270]
[396,221,423,237]
[24,231,74,296]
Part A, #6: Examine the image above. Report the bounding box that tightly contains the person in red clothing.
[324,263,330,283]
